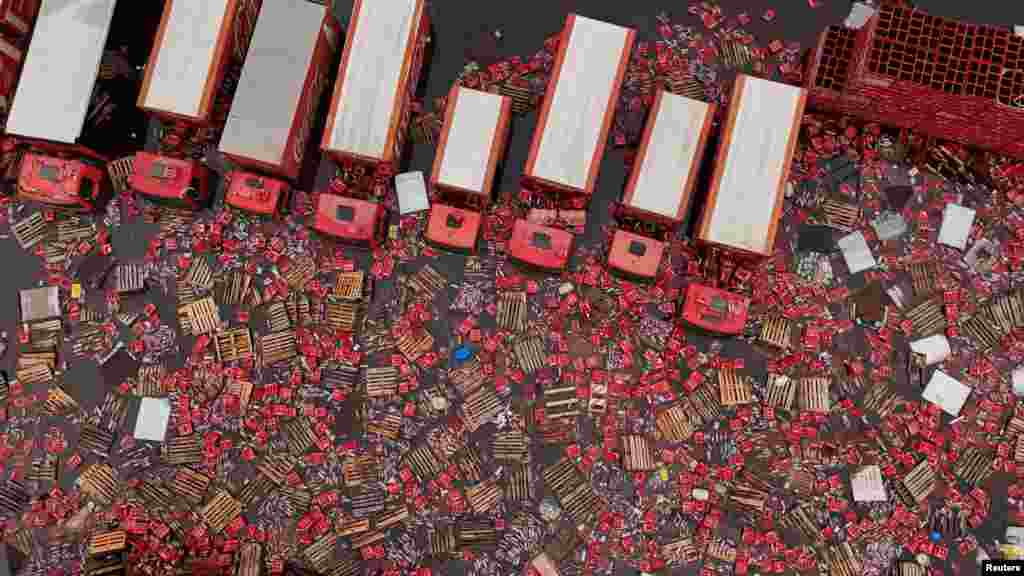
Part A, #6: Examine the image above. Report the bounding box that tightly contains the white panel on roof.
[218,0,325,167]
[702,76,805,254]
[325,0,419,159]
[437,88,504,195]
[6,0,118,144]
[530,15,631,191]
[627,93,711,219]
[141,0,230,119]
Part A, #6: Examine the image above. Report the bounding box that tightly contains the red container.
[17,153,105,211]
[608,230,665,281]
[224,171,289,217]
[681,283,749,335]
[508,219,573,271]
[425,85,512,252]
[313,193,386,248]
[804,4,1024,159]
[129,152,211,210]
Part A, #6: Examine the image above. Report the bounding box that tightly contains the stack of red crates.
[804,4,1024,159]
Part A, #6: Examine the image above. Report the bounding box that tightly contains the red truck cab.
[608,229,665,280]
[17,153,105,211]
[508,219,573,271]
[426,202,482,252]
[313,193,386,248]
[681,283,749,335]
[224,171,289,217]
[129,152,210,210]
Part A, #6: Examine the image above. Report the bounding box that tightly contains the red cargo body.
[313,194,386,248]
[608,89,714,280]
[681,284,749,336]
[138,0,262,125]
[17,153,105,212]
[220,0,339,216]
[512,13,634,271]
[426,85,512,252]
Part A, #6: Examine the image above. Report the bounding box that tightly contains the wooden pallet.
[281,419,315,459]
[304,534,337,572]
[455,449,484,482]
[622,435,655,471]
[366,412,401,440]
[396,329,433,361]
[11,212,47,249]
[17,362,54,388]
[688,385,721,424]
[407,264,446,296]
[107,157,135,194]
[79,464,118,505]
[283,486,312,514]
[185,257,215,290]
[783,504,820,544]
[863,381,900,419]
[182,296,221,335]
[662,537,700,564]
[214,327,254,363]
[463,386,501,432]
[325,299,359,332]
[429,523,457,557]
[28,456,58,484]
[820,198,860,231]
[895,460,936,507]
[827,543,862,576]
[589,380,608,415]
[506,464,531,503]
[55,217,94,243]
[115,263,146,293]
[323,365,360,391]
[237,476,274,507]
[514,337,546,374]
[43,386,78,416]
[200,491,242,533]
[336,516,370,537]
[493,430,529,462]
[405,444,444,481]
[163,435,203,465]
[908,261,940,297]
[656,403,695,443]
[335,271,365,300]
[719,368,752,406]
[954,447,993,486]
[544,383,579,420]
[365,366,398,398]
[758,316,793,349]
[285,291,313,327]
[458,519,498,549]
[257,453,296,485]
[80,422,114,458]
[259,330,297,367]
[497,292,528,332]
[450,357,486,395]
[218,272,252,306]
[88,529,127,556]
[904,298,946,337]
[465,480,502,514]
[172,468,211,503]
[764,374,796,410]
[265,301,292,332]
[798,377,831,413]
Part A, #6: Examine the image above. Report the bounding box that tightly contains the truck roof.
[138,0,232,121]
[218,0,326,170]
[6,0,118,144]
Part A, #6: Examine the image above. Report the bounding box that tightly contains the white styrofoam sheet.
[134,397,171,443]
[6,0,118,143]
[909,334,951,366]
[141,0,230,118]
[396,171,429,215]
[922,370,971,416]
[529,15,632,191]
[938,203,976,250]
[325,0,419,159]
[436,88,504,194]
[702,76,805,254]
[838,230,876,274]
[850,465,887,502]
[627,92,711,219]
[219,0,325,167]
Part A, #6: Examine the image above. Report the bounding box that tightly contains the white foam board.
[922,370,971,416]
[627,92,711,219]
[529,14,632,192]
[325,0,419,159]
[838,231,876,274]
[396,171,429,215]
[219,0,326,167]
[909,334,951,366]
[938,203,975,250]
[702,75,805,254]
[6,0,118,143]
[134,397,171,443]
[436,88,504,194]
[141,0,231,118]
[850,465,887,502]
